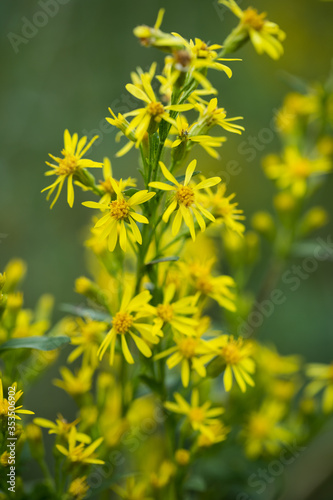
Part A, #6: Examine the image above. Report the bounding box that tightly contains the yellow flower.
[263,147,332,197]
[53,367,93,397]
[193,98,245,135]
[149,160,221,240]
[112,477,153,500]
[11,309,49,339]
[97,289,158,365]
[198,182,245,235]
[67,476,89,500]
[99,157,136,204]
[42,130,102,208]
[164,35,233,90]
[33,414,91,444]
[124,73,193,147]
[56,426,104,465]
[0,379,34,420]
[147,283,198,336]
[165,389,224,439]
[154,329,211,387]
[179,257,236,311]
[220,0,286,59]
[306,363,333,413]
[83,179,155,252]
[197,421,230,447]
[205,335,255,392]
[241,401,292,458]
[67,318,108,367]
[169,114,227,159]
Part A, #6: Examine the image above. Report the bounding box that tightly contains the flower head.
[56,426,104,465]
[263,147,332,197]
[306,362,333,413]
[124,73,192,147]
[205,335,255,392]
[42,130,102,208]
[0,379,34,420]
[83,180,155,252]
[165,389,224,439]
[34,414,91,444]
[241,401,292,458]
[149,160,221,240]
[220,0,286,59]
[98,289,158,365]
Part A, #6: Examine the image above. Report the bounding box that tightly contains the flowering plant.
[1,4,333,500]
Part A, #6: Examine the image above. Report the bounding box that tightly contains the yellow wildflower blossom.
[124,73,192,147]
[83,179,155,252]
[205,335,255,392]
[306,362,333,413]
[147,283,198,337]
[0,379,34,420]
[99,157,136,204]
[34,414,91,444]
[198,182,245,235]
[97,289,158,365]
[241,401,292,458]
[67,318,108,367]
[149,160,221,240]
[56,426,104,465]
[67,476,89,500]
[42,130,102,208]
[197,421,230,448]
[193,98,245,135]
[165,389,224,439]
[112,477,153,500]
[169,114,227,159]
[154,329,211,387]
[179,257,236,311]
[164,35,233,90]
[263,147,331,197]
[53,367,93,397]
[220,0,286,59]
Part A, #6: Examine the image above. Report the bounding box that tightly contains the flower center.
[109,199,130,220]
[176,186,195,207]
[178,338,198,359]
[147,102,165,117]
[242,8,266,31]
[196,276,213,294]
[113,312,134,334]
[221,342,242,364]
[57,153,78,176]
[157,304,174,322]
[291,159,311,178]
[189,407,205,423]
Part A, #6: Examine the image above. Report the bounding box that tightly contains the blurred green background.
[1,0,333,497]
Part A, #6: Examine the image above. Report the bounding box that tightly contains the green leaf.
[123,188,140,197]
[0,336,71,352]
[146,256,179,266]
[206,357,226,378]
[60,304,112,321]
